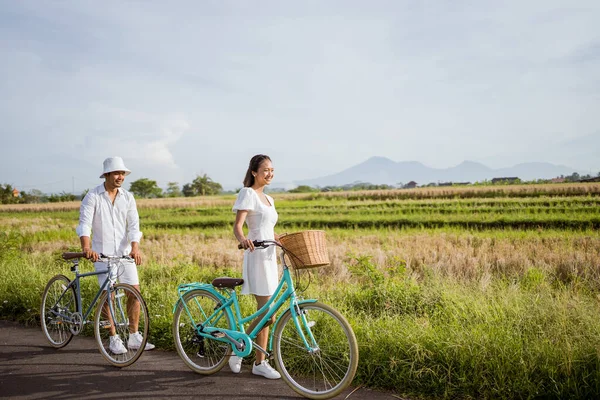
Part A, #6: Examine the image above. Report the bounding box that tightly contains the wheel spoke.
[173,289,232,374]
[41,275,76,348]
[274,302,358,399]
[95,284,149,367]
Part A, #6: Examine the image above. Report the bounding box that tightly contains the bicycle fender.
[176,282,214,293]
[172,283,225,314]
[269,299,318,350]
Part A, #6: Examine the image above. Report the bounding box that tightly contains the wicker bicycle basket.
[279,230,330,269]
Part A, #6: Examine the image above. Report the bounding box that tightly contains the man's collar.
[99,183,122,195]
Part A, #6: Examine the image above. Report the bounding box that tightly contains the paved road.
[0,320,398,400]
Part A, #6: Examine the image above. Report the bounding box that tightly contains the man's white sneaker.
[109,335,127,355]
[128,332,155,350]
[252,360,281,379]
[229,354,242,373]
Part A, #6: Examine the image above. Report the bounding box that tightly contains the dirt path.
[0,320,398,400]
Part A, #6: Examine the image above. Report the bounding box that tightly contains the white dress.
[232,187,279,296]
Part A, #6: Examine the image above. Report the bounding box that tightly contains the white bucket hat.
[99,157,132,179]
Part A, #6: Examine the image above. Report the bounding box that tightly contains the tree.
[0,184,13,204]
[183,174,223,196]
[129,178,163,198]
[0,184,20,204]
[564,172,581,183]
[165,182,182,198]
[21,189,44,204]
[182,183,194,197]
[48,191,77,203]
[288,185,318,193]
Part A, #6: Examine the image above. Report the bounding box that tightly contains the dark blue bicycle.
[41,252,149,367]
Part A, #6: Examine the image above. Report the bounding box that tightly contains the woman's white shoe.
[229,355,242,373]
[252,360,281,379]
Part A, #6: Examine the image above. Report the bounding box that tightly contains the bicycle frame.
[174,247,318,358]
[50,258,125,332]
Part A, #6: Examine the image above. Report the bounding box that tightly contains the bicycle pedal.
[99,321,112,329]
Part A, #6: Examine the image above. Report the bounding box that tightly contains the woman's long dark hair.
[243,154,271,187]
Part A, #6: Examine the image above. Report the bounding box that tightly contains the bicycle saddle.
[212,277,244,288]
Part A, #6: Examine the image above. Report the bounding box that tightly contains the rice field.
[1,183,600,399]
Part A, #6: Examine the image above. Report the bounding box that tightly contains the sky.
[1,0,599,193]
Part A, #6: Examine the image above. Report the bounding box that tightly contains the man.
[76,156,154,354]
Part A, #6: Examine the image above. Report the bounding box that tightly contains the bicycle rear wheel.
[94,284,149,367]
[273,302,359,400]
[41,275,77,348]
[172,289,233,374]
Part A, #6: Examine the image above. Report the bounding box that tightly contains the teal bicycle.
[41,252,150,367]
[172,240,359,399]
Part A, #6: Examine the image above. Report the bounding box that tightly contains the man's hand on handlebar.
[82,247,100,262]
[129,242,142,265]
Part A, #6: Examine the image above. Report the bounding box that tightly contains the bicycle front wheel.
[273,302,359,400]
[172,289,233,374]
[41,274,77,348]
[94,284,149,368]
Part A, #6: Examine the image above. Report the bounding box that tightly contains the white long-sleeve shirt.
[76,183,142,257]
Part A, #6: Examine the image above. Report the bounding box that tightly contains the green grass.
[3,195,600,232]
[2,188,600,399]
[4,251,600,399]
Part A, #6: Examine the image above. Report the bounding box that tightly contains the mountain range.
[294,157,584,187]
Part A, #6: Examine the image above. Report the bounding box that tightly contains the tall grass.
[2,187,600,399]
[3,242,600,398]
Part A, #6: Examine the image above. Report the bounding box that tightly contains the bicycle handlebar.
[237,240,280,250]
[62,252,133,262]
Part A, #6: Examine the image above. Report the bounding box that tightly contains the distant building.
[491,177,519,184]
[438,181,471,187]
[404,181,417,189]
[579,177,600,183]
[12,188,19,197]
[551,177,566,183]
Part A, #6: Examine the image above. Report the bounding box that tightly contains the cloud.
[1,1,599,192]
[129,116,190,169]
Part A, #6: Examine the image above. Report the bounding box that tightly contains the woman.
[230,154,281,379]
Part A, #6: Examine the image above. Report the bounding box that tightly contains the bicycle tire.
[40,274,77,348]
[94,283,150,367]
[172,289,233,374]
[273,302,359,400]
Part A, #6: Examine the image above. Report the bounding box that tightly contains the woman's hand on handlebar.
[239,238,255,252]
[237,239,279,250]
